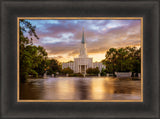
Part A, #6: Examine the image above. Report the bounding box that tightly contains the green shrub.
[69,73,83,77]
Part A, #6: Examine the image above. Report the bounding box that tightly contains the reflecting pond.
[20,77,141,100]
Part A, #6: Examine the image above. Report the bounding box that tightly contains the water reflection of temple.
[20,77,141,100]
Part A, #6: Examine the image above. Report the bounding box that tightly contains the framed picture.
[18,17,143,102]
[1,0,159,119]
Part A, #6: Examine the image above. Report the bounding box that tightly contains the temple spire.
[79,27,88,58]
[82,27,85,44]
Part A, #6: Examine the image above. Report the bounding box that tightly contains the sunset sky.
[26,19,141,62]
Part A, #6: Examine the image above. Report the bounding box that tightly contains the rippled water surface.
[20,77,141,100]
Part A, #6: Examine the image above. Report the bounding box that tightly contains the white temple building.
[62,28,105,74]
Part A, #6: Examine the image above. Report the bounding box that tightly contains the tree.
[86,67,100,75]
[93,67,100,75]
[34,58,49,77]
[100,68,107,76]
[103,46,141,74]
[47,59,62,75]
[19,20,39,46]
[62,67,73,75]
[19,20,48,81]
[86,68,93,74]
[103,48,117,74]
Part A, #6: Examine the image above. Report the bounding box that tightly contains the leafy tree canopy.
[47,59,62,75]
[19,20,48,81]
[103,46,141,74]
[86,67,100,75]
[62,67,74,74]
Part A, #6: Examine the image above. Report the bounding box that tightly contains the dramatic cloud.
[26,19,141,62]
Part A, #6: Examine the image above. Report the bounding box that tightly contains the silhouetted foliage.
[102,46,141,74]
[86,67,100,75]
[47,59,62,75]
[19,20,48,81]
[62,67,74,74]
[100,68,107,76]
[69,73,83,77]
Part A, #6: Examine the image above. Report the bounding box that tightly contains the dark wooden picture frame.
[1,0,159,119]
[17,17,143,102]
